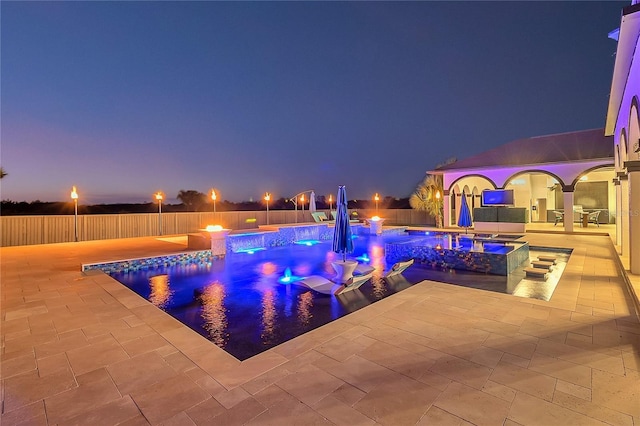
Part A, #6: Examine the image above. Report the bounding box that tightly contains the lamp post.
[374,193,380,214]
[211,189,217,213]
[264,193,271,225]
[435,190,441,228]
[328,194,333,212]
[70,186,78,242]
[155,192,163,235]
[300,194,305,217]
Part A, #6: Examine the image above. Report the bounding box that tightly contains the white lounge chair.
[384,259,414,278]
[311,212,329,223]
[297,275,337,295]
[335,271,373,295]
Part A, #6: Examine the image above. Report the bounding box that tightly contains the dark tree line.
[1,191,411,216]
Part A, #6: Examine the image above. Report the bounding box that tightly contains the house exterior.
[607,0,640,273]
[431,129,614,233]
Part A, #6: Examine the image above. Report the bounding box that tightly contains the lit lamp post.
[374,193,380,214]
[155,192,163,236]
[211,189,217,213]
[70,186,78,242]
[435,190,442,228]
[328,194,333,212]
[300,194,305,213]
[264,192,271,225]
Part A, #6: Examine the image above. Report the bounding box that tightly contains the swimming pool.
[110,233,421,360]
[100,230,561,360]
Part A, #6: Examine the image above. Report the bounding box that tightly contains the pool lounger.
[336,271,374,295]
[298,276,338,295]
[384,259,415,278]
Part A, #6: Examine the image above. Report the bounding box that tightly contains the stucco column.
[614,178,622,248]
[624,161,640,273]
[443,190,451,228]
[620,175,630,260]
[563,190,574,232]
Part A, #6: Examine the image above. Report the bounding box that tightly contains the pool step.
[524,267,548,280]
[537,255,558,264]
[531,260,554,270]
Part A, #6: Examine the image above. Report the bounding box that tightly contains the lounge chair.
[384,259,414,278]
[298,276,337,295]
[588,210,601,227]
[335,271,373,294]
[331,210,360,223]
[311,212,329,223]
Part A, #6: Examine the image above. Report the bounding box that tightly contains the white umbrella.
[309,191,317,213]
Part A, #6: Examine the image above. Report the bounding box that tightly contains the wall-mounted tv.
[481,189,515,206]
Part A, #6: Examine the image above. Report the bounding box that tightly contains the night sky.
[1,1,627,204]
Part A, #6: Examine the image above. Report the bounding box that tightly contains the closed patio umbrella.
[457,190,473,233]
[309,191,317,213]
[332,186,353,261]
[331,186,357,283]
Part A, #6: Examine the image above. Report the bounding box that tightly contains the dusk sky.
[1,1,628,204]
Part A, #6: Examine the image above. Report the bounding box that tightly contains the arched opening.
[571,165,616,225]
[502,170,564,223]
[447,177,494,227]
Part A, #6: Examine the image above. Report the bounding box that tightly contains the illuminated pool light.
[235,247,266,254]
[294,239,321,246]
[356,253,370,262]
[277,267,303,284]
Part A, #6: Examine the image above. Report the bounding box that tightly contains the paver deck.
[1,232,639,425]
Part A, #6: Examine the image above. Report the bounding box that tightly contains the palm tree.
[0,168,7,179]
[410,174,443,227]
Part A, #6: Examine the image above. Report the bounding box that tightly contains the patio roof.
[434,128,613,172]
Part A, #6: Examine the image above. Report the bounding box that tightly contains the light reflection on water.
[149,274,172,309]
[200,282,229,347]
[369,243,387,298]
[261,289,277,344]
[297,291,313,326]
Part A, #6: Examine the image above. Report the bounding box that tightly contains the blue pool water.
[110,231,534,360]
[112,233,422,360]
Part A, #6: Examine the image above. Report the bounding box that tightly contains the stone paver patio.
[1,232,639,425]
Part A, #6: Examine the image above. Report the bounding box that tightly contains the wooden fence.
[0,209,434,247]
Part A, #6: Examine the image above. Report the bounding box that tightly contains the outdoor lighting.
[371,215,381,221]
[435,191,441,200]
[70,186,78,242]
[155,192,163,236]
[205,225,223,232]
[328,194,333,211]
[374,193,380,213]
[211,189,217,213]
[300,194,305,212]
[264,192,271,224]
